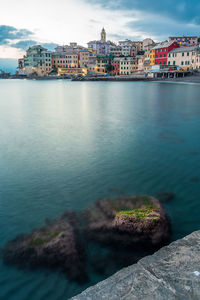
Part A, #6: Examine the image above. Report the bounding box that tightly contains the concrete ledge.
[71,231,200,300]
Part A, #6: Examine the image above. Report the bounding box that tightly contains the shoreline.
[1,74,200,84]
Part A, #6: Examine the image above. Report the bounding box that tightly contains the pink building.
[111,58,120,75]
[109,46,122,57]
[168,36,198,46]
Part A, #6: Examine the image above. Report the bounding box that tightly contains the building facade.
[149,49,155,66]
[22,45,52,76]
[52,52,79,70]
[111,58,120,75]
[136,55,144,72]
[109,46,122,57]
[142,38,155,51]
[119,57,137,75]
[153,41,179,66]
[167,46,200,71]
[168,36,198,46]
[79,50,97,67]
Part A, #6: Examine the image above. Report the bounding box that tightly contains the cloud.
[126,14,200,41]
[85,0,200,40]
[86,0,200,23]
[0,25,32,45]
[89,19,101,24]
[11,40,36,49]
[42,43,59,51]
[109,33,142,41]
[11,40,58,51]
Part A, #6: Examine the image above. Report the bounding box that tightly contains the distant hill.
[0,59,18,74]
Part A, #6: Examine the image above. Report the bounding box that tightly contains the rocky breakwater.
[2,212,88,284]
[2,195,171,284]
[85,195,171,249]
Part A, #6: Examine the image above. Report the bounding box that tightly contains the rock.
[85,195,171,249]
[2,195,171,286]
[155,192,175,203]
[70,230,200,300]
[2,217,88,284]
[190,177,199,183]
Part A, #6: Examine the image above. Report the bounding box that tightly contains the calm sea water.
[0,79,200,299]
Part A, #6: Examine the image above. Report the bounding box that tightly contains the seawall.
[71,230,200,300]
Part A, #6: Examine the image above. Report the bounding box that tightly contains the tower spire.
[101,27,106,42]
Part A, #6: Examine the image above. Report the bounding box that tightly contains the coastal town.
[3,28,200,79]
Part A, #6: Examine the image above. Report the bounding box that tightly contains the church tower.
[101,28,106,42]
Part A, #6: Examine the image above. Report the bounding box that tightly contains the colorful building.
[142,38,155,51]
[87,28,115,55]
[168,36,198,46]
[52,53,79,70]
[109,46,122,57]
[21,45,52,76]
[95,55,109,73]
[149,49,155,66]
[110,58,120,75]
[167,46,200,71]
[136,55,144,72]
[153,41,179,66]
[119,57,137,75]
[55,43,85,54]
[79,50,96,68]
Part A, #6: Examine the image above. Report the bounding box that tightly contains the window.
[173,61,175,65]
[182,53,184,56]
[168,61,170,65]
[187,52,189,56]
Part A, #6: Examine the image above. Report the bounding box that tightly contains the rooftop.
[152,41,176,50]
[169,45,200,53]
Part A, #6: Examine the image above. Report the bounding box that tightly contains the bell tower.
[101,28,106,42]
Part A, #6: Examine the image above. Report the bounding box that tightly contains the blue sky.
[0,0,200,71]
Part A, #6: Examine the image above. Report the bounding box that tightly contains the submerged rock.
[85,195,171,249]
[155,192,175,203]
[2,217,88,284]
[2,195,171,285]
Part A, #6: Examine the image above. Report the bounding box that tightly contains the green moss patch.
[116,208,157,220]
[29,238,46,246]
[28,232,60,247]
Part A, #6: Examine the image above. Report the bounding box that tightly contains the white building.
[118,40,136,56]
[142,38,155,51]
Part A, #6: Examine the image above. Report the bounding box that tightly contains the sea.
[0,79,200,299]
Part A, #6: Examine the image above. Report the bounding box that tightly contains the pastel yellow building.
[149,49,155,66]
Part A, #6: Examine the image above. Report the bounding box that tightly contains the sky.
[0,0,200,71]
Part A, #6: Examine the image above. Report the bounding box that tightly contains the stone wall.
[71,230,200,300]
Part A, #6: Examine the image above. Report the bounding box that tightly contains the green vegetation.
[28,231,61,247]
[116,208,157,220]
[29,237,46,246]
